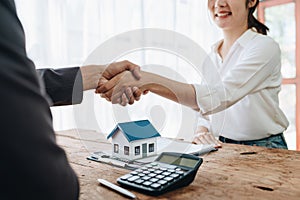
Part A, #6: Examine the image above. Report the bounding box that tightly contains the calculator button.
[167,165,177,169]
[176,171,184,175]
[128,176,140,182]
[157,180,168,185]
[148,168,155,172]
[162,172,171,176]
[170,173,180,179]
[130,171,138,175]
[151,162,158,166]
[142,176,151,181]
[149,178,159,182]
[164,177,174,182]
[148,173,157,177]
[135,169,143,173]
[150,183,161,189]
[159,167,167,171]
[156,175,165,179]
[142,181,152,186]
[120,174,132,180]
[141,167,148,170]
[134,179,144,184]
[154,170,163,174]
[138,173,145,177]
[167,169,175,173]
[175,168,183,171]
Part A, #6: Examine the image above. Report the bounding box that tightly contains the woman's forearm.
[140,71,199,111]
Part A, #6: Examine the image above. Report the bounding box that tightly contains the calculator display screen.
[158,154,198,168]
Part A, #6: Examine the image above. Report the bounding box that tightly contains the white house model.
[107,120,161,160]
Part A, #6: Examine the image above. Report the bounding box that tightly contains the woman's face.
[208,0,256,32]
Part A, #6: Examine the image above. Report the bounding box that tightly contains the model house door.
[142,143,147,158]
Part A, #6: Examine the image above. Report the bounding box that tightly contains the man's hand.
[98,70,146,106]
[100,60,141,81]
[96,60,143,105]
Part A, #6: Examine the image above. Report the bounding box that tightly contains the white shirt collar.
[211,29,258,54]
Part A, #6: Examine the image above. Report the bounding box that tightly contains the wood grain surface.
[56,129,300,200]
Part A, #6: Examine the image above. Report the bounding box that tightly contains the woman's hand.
[97,70,146,106]
[96,61,145,105]
[192,127,222,148]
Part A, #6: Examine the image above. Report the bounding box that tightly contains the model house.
[107,120,161,160]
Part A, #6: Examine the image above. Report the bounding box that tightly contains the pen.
[97,178,136,199]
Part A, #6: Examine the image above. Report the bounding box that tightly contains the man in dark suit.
[0,0,140,199]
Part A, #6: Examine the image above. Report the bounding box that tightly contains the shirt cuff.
[193,84,221,115]
[37,67,83,106]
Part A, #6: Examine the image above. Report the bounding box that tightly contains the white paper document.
[157,137,215,155]
[88,137,216,169]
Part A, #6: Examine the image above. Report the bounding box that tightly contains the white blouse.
[193,29,289,141]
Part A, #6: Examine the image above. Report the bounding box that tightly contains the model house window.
[135,146,140,155]
[124,146,129,155]
[114,144,119,153]
[149,143,154,152]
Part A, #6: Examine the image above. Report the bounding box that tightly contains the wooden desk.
[56,129,300,200]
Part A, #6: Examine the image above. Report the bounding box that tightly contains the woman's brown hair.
[247,0,269,35]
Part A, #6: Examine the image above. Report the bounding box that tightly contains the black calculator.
[117,152,203,196]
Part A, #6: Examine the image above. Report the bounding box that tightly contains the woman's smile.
[215,11,232,19]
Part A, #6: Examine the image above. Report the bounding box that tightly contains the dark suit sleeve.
[36,67,83,106]
[0,1,79,199]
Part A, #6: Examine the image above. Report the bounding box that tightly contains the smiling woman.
[190,0,289,148]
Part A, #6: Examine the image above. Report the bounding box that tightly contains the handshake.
[93,60,148,106]
[83,59,199,111]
